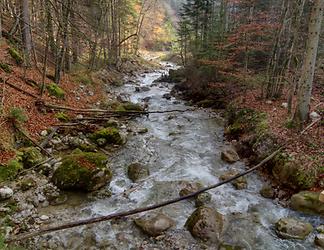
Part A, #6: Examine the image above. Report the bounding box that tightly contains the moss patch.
[19,147,43,169]
[55,112,70,122]
[90,128,123,145]
[0,62,12,73]
[225,107,268,138]
[115,102,144,112]
[8,47,23,65]
[0,160,23,182]
[47,83,65,99]
[51,151,111,192]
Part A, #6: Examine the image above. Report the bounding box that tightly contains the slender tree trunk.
[0,0,3,39]
[20,0,32,66]
[293,0,324,126]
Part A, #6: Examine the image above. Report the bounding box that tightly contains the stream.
[36,64,321,250]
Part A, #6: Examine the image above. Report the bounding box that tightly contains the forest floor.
[0,40,159,165]
[232,86,323,191]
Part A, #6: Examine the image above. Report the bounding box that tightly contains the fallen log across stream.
[36,101,197,116]
[6,148,282,243]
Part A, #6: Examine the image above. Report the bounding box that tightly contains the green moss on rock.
[225,107,268,138]
[116,102,144,112]
[51,151,111,192]
[8,47,23,65]
[291,191,324,216]
[19,147,43,169]
[0,160,23,182]
[272,153,317,190]
[47,83,65,99]
[91,128,123,145]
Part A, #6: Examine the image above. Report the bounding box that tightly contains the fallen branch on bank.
[6,148,282,243]
[14,125,53,158]
[0,77,39,99]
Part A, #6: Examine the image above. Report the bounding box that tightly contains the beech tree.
[293,0,324,126]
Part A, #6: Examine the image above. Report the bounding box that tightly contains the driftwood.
[7,148,282,243]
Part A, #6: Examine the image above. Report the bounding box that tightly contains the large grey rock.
[0,186,14,201]
[275,217,313,240]
[134,213,175,236]
[185,206,224,243]
[291,191,324,216]
[127,163,150,182]
[221,148,240,163]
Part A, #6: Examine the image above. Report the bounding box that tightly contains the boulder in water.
[275,217,313,240]
[162,93,172,100]
[220,171,247,190]
[290,191,324,216]
[51,151,111,192]
[179,182,203,197]
[185,206,224,242]
[221,148,240,163]
[127,163,149,182]
[260,185,275,199]
[134,213,175,236]
[195,192,212,207]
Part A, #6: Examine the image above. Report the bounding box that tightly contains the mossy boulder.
[134,213,175,236]
[275,217,313,240]
[8,47,23,65]
[0,160,23,182]
[51,152,111,192]
[19,147,44,168]
[91,128,123,146]
[47,83,65,99]
[272,153,317,190]
[127,163,150,182]
[185,206,224,243]
[115,102,144,112]
[290,191,324,216]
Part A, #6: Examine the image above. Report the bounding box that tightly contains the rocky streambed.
[1,63,323,249]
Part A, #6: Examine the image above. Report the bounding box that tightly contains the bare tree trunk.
[20,0,32,66]
[0,0,3,39]
[293,0,324,127]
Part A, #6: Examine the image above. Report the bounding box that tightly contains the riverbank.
[168,66,323,208]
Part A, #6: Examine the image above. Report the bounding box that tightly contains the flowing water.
[36,64,322,250]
